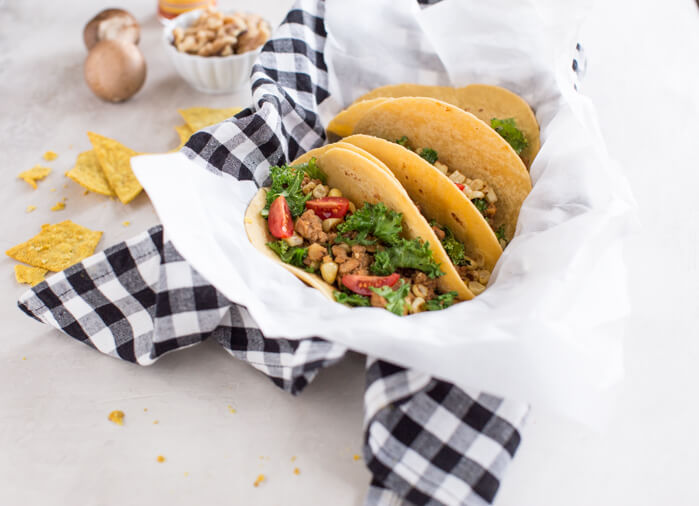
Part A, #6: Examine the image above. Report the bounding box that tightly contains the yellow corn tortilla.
[342,134,502,272]
[177,107,243,132]
[87,132,142,204]
[327,98,393,138]
[245,146,475,302]
[6,220,102,272]
[353,97,531,241]
[14,264,48,286]
[350,83,540,168]
[18,165,51,190]
[65,150,115,197]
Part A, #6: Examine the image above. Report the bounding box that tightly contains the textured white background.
[0,0,697,505]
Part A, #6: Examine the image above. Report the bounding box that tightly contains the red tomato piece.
[268,195,294,239]
[305,197,350,219]
[342,273,400,296]
[454,182,465,191]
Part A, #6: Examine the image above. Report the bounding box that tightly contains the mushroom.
[84,40,146,102]
[83,8,140,50]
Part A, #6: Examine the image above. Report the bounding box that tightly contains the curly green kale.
[370,280,412,316]
[441,228,469,266]
[266,240,307,268]
[418,147,438,165]
[395,136,411,149]
[371,239,443,278]
[334,290,371,307]
[337,202,403,246]
[491,118,528,155]
[471,198,488,216]
[425,291,458,311]
[495,225,507,244]
[262,158,326,218]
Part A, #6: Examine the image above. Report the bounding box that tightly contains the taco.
[340,83,540,168]
[341,135,502,282]
[244,146,481,316]
[347,97,532,243]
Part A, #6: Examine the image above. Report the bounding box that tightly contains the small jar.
[157,0,216,23]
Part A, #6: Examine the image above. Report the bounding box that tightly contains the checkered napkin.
[18,1,535,503]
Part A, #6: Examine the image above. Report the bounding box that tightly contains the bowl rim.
[162,8,268,62]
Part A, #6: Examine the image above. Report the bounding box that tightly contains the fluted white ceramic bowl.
[163,9,263,94]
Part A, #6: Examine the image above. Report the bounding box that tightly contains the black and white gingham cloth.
[17,1,544,503]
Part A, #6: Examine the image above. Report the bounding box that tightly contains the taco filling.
[262,159,458,315]
[395,136,508,248]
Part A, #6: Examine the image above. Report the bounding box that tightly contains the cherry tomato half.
[268,195,294,239]
[305,197,350,219]
[454,182,465,191]
[341,273,400,296]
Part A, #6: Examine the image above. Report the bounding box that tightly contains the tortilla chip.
[43,151,58,161]
[6,220,103,272]
[50,201,65,211]
[87,132,141,204]
[171,123,194,151]
[177,107,242,132]
[18,165,51,190]
[14,264,48,286]
[65,150,115,197]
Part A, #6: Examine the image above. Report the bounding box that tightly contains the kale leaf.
[334,290,371,307]
[370,280,412,316]
[337,202,403,246]
[491,118,528,155]
[472,198,488,216]
[495,225,507,243]
[395,136,411,149]
[425,291,458,311]
[262,158,326,218]
[266,240,307,268]
[441,227,468,266]
[419,147,438,165]
[371,239,444,278]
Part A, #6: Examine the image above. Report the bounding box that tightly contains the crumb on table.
[157,455,165,463]
[108,410,125,426]
[253,474,266,487]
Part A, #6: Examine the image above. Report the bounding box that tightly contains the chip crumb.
[50,201,65,211]
[293,467,300,475]
[184,472,189,477]
[253,474,266,487]
[50,188,57,192]
[228,405,236,414]
[108,410,125,426]
[26,205,37,213]
[84,190,90,195]
[290,456,296,462]
[244,217,253,224]
[144,408,148,412]
[153,420,159,425]
[157,455,165,463]
[22,356,27,361]
[353,454,361,461]
[14,264,48,286]
[43,151,58,161]
[18,165,51,190]
[122,221,131,227]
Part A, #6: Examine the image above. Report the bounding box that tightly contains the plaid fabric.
[15,0,577,503]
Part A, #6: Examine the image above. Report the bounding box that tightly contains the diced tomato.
[342,273,400,296]
[305,197,350,219]
[268,195,294,238]
[454,182,465,191]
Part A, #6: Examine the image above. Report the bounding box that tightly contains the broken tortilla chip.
[18,165,51,190]
[14,264,48,286]
[6,220,103,272]
[50,201,65,211]
[43,151,58,161]
[65,150,115,197]
[87,132,141,204]
[177,107,242,132]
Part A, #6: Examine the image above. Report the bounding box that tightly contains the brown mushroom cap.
[83,8,140,50]
[84,40,146,103]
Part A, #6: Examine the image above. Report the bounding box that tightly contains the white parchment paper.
[132,0,636,423]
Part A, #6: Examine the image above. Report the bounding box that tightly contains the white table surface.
[1,0,697,505]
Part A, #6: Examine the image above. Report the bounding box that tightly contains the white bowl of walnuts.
[163,7,271,94]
